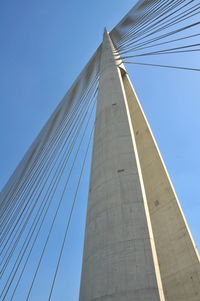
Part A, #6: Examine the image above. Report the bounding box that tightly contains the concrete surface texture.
[79,31,165,301]
[79,30,200,301]
[122,72,200,301]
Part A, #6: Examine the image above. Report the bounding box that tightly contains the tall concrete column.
[79,30,165,301]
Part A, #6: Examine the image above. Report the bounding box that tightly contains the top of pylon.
[103,27,110,40]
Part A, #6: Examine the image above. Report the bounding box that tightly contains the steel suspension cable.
[1,89,97,300]
[0,77,99,275]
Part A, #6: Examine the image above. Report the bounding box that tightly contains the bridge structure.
[1,1,200,300]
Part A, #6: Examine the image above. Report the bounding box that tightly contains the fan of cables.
[110,0,200,71]
[0,47,101,301]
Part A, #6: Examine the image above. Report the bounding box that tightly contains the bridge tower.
[79,30,200,301]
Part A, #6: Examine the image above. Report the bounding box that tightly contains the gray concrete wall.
[122,72,200,301]
[79,31,165,301]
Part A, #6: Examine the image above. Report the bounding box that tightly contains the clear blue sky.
[0,0,199,300]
